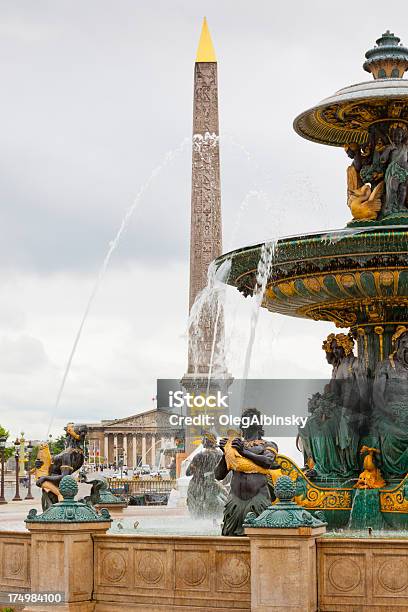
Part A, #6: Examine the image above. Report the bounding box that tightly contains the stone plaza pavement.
[0,496,189,532]
[0,497,42,531]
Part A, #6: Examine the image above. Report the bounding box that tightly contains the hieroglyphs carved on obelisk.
[187,17,223,375]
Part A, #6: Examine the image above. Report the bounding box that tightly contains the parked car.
[140,464,151,475]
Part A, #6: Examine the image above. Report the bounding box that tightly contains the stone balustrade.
[318,536,408,611]
[1,529,408,610]
[0,531,31,595]
[93,534,251,611]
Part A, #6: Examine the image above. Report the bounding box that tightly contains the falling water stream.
[47,138,190,435]
[187,258,231,377]
[242,241,276,380]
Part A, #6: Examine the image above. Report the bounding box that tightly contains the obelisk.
[180,18,229,454]
[187,17,223,375]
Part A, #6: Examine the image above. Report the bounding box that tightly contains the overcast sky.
[0,0,404,445]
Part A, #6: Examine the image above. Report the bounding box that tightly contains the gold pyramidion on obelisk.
[196,16,217,62]
[187,17,223,373]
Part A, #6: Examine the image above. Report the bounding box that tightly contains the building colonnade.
[88,431,175,468]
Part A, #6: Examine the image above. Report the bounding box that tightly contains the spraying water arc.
[46,138,190,435]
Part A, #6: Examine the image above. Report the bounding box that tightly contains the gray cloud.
[0,0,394,275]
[0,334,49,373]
[0,1,404,438]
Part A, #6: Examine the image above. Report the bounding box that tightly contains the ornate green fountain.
[216,32,408,529]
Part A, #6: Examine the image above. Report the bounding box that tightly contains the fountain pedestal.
[246,525,325,612]
[24,476,111,612]
[244,476,326,612]
[25,521,110,612]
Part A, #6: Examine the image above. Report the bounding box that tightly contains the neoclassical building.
[86,408,181,467]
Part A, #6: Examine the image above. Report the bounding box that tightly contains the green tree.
[50,435,66,455]
[0,424,13,461]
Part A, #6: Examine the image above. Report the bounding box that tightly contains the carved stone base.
[25,520,110,612]
[246,526,325,612]
[318,537,408,610]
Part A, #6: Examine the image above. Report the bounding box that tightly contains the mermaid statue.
[214,408,280,536]
[185,432,227,518]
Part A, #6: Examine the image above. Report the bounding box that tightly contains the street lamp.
[0,436,7,504]
[25,441,34,501]
[12,438,21,501]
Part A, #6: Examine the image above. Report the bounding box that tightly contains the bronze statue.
[354,446,385,489]
[345,142,384,221]
[343,121,408,220]
[34,423,88,510]
[324,333,367,406]
[373,326,408,478]
[186,432,227,519]
[345,143,363,194]
[79,472,127,507]
[214,408,280,536]
[299,333,367,479]
[359,129,386,187]
[381,124,408,214]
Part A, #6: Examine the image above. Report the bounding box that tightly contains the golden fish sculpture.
[224,436,282,483]
[33,443,64,502]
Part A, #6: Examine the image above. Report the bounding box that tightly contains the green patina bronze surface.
[80,474,127,508]
[349,489,385,530]
[364,31,408,75]
[26,476,112,524]
[244,476,327,529]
